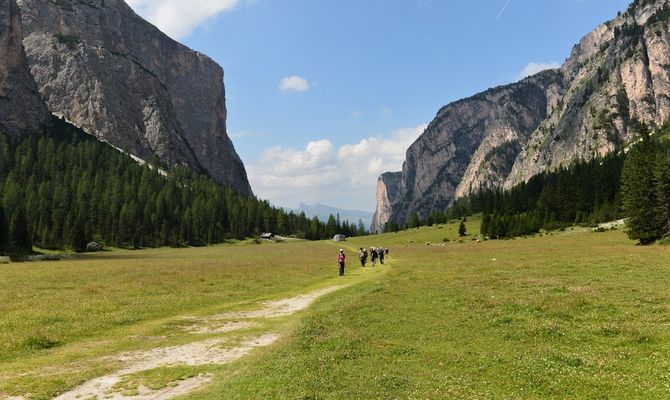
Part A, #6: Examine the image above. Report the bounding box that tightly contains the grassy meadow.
[3,217,670,399]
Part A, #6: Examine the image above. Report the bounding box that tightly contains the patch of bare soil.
[51,285,344,400]
[54,334,278,400]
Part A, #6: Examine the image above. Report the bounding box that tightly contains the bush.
[55,33,82,49]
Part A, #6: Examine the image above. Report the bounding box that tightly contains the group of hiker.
[337,247,389,276]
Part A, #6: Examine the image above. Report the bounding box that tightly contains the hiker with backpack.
[370,247,378,267]
[359,247,368,267]
[338,249,346,276]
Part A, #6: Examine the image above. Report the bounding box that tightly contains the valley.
[3,218,670,398]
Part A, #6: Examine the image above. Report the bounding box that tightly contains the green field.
[2,217,670,399]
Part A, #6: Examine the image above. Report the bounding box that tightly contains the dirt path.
[52,285,344,400]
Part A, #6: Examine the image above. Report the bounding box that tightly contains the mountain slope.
[0,0,50,137]
[506,0,670,186]
[375,0,670,230]
[16,0,252,195]
[371,70,565,231]
[296,203,374,229]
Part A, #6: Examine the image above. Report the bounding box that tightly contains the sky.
[126,0,631,212]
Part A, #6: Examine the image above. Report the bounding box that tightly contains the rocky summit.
[15,0,252,195]
[373,0,670,231]
[0,0,50,137]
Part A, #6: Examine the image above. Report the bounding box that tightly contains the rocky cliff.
[371,172,402,233]
[0,0,49,137]
[15,0,252,195]
[506,0,670,187]
[376,0,670,229]
[379,70,565,226]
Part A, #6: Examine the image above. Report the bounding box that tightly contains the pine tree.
[458,221,467,237]
[410,212,419,229]
[480,214,491,236]
[621,125,663,244]
[70,220,87,253]
[9,208,32,256]
[0,205,7,254]
[654,150,670,237]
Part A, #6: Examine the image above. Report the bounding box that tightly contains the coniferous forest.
[0,119,366,257]
[471,152,624,239]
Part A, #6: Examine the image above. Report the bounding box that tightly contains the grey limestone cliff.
[0,0,49,137]
[16,0,251,195]
[376,0,670,230]
[506,0,670,187]
[381,70,565,226]
[371,172,402,233]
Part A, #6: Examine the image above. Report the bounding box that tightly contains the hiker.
[338,249,346,276]
[379,247,385,264]
[359,247,367,267]
[370,247,378,267]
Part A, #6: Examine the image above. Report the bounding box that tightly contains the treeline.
[385,153,624,237]
[0,120,365,256]
[475,152,624,239]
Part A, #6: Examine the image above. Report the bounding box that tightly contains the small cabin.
[333,234,346,242]
[260,232,275,241]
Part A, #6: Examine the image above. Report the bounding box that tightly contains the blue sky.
[127,0,631,212]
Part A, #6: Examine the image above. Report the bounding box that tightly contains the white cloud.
[278,76,310,93]
[126,0,242,39]
[382,107,393,117]
[517,61,561,80]
[247,124,428,211]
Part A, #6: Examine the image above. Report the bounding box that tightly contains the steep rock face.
[506,0,670,187]
[16,0,252,195]
[386,70,565,225]
[376,0,670,229]
[371,172,402,233]
[0,0,49,137]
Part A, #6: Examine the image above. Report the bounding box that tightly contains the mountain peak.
[375,0,670,228]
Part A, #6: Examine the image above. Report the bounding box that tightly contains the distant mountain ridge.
[295,203,373,230]
[373,0,670,232]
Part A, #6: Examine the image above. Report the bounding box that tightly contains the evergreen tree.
[70,220,87,253]
[621,125,663,244]
[481,214,491,236]
[410,212,420,229]
[458,220,467,237]
[9,208,32,255]
[357,220,367,236]
[0,205,7,253]
[655,151,670,236]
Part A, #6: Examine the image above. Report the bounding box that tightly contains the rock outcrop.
[506,0,670,187]
[16,0,252,195]
[381,71,565,226]
[0,0,49,137]
[371,172,402,233]
[376,0,670,229]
